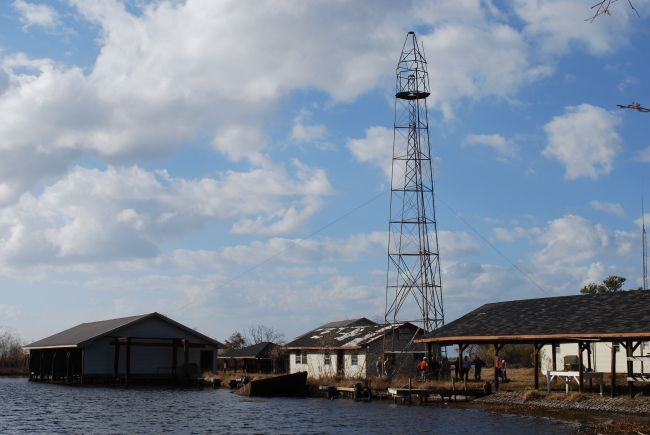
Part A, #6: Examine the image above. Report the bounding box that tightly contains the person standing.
[431,358,441,381]
[501,359,508,381]
[383,356,390,376]
[462,355,471,381]
[472,356,485,380]
[376,357,383,377]
[417,357,429,380]
[454,357,460,379]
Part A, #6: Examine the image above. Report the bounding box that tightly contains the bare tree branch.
[247,324,286,345]
[617,102,650,112]
[586,0,639,22]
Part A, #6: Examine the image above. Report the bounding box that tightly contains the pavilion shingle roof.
[417,291,650,343]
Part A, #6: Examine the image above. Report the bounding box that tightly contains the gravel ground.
[474,391,650,414]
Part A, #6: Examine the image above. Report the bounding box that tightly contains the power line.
[169,189,390,315]
[434,194,550,298]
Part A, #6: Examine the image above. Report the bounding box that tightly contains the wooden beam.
[415,332,650,344]
[611,341,616,398]
[108,341,206,348]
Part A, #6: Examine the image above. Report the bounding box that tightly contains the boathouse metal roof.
[285,321,420,349]
[23,312,224,349]
[223,342,277,359]
[415,290,650,345]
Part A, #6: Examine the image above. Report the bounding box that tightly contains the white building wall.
[83,317,217,375]
[541,342,650,373]
[289,350,367,378]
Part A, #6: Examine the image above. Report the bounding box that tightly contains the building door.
[200,350,214,373]
[336,350,344,376]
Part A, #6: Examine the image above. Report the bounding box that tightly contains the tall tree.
[223,331,247,353]
[247,324,286,345]
[580,275,626,294]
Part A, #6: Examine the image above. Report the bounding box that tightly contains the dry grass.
[569,392,586,402]
[522,390,543,402]
[0,367,28,376]
[547,394,566,400]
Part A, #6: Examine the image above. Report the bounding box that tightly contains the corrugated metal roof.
[24,312,223,349]
[417,290,650,343]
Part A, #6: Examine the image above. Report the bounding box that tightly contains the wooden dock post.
[113,341,120,384]
[66,350,71,384]
[183,339,190,386]
[172,340,178,386]
[51,350,56,383]
[552,342,557,371]
[533,342,540,390]
[626,340,633,397]
[451,377,455,401]
[408,377,412,405]
[80,348,85,385]
[125,337,131,388]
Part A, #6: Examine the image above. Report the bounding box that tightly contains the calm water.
[1,377,579,434]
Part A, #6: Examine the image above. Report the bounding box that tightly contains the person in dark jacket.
[472,356,485,380]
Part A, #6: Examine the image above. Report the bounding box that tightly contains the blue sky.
[0,0,648,343]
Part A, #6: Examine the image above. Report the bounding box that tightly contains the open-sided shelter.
[23,312,223,386]
[415,291,650,396]
[219,341,285,373]
[285,318,425,378]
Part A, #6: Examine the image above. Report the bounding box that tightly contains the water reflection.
[1,377,578,434]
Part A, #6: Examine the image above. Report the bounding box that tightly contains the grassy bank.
[0,367,29,376]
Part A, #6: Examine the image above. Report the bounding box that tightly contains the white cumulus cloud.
[590,200,626,218]
[542,104,623,180]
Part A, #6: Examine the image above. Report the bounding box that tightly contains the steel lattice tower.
[643,199,647,290]
[384,32,443,337]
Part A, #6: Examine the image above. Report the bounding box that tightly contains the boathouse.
[219,341,286,374]
[285,318,425,378]
[415,291,650,396]
[23,312,223,385]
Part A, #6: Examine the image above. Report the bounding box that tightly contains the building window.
[398,329,410,340]
[643,342,649,352]
[554,343,561,353]
[302,352,308,365]
[351,353,358,366]
[324,354,331,365]
[613,342,620,353]
[295,353,301,365]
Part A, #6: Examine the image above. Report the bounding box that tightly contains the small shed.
[219,342,284,374]
[415,291,650,396]
[23,312,223,386]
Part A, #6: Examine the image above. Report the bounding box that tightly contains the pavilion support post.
[578,342,584,393]
[51,350,56,383]
[113,342,120,384]
[125,337,131,388]
[66,350,71,384]
[172,341,178,386]
[39,350,43,382]
[184,340,190,386]
[80,348,85,385]
[587,343,594,391]
[458,345,462,381]
[494,344,504,392]
[552,343,557,371]
[611,341,616,398]
[533,342,540,390]
[626,340,633,397]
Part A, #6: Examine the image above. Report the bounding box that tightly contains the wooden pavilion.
[415,291,650,396]
[219,342,285,374]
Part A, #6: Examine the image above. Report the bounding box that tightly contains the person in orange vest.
[417,357,429,380]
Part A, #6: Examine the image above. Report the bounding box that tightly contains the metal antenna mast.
[384,32,443,348]
[641,196,648,290]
